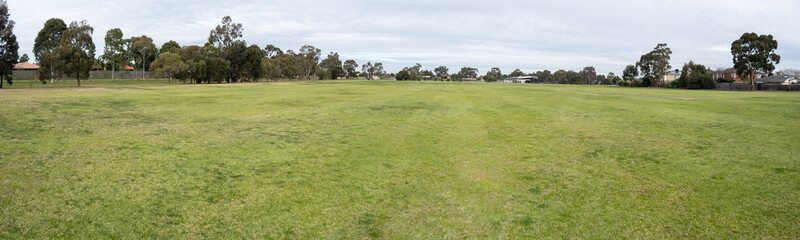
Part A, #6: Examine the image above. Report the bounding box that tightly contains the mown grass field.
[1,80,799,238]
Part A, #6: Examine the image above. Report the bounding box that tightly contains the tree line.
[0,3,388,88]
[618,35,780,90]
[395,63,622,85]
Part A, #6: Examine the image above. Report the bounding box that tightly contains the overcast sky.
[8,0,800,75]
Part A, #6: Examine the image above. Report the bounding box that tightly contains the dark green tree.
[222,41,247,82]
[554,69,567,83]
[673,61,712,89]
[607,72,621,84]
[275,51,298,79]
[34,18,66,83]
[622,65,638,86]
[406,63,422,80]
[208,16,243,50]
[636,43,672,87]
[731,32,780,90]
[297,45,320,79]
[486,67,502,82]
[150,52,187,84]
[205,57,229,83]
[372,62,385,79]
[566,70,582,84]
[261,58,279,80]
[539,70,553,82]
[60,20,95,87]
[362,62,386,80]
[242,44,265,81]
[33,18,66,63]
[420,70,433,80]
[102,28,126,80]
[18,53,27,63]
[395,69,410,81]
[596,74,607,84]
[177,45,210,83]
[319,52,343,80]
[434,66,449,80]
[456,67,478,81]
[509,69,524,78]
[129,35,157,72]
[264,44,283,58]
[343,59,358,79]
[0,0,17,88]
[582,66,596,84]
[160,40,181,54]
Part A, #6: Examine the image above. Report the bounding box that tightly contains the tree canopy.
[59,20,95,86]
[636,43,672,87]
[33,18,66,63]
[434,66,449,80]
[150,52,187,83]
[731,32,780,90]
[343,59,358,79]
[0,0,17,88]
[319,52,344,80]
[160,40,181,54]
[102,28,126,78]
[582,66,596,84]
[129,35,157,71]
[673,61,712,89]
[208,16,243,50]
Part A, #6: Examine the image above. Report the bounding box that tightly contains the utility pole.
[140,47,147,80]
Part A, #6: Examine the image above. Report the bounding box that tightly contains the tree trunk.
[751,74,755,91]
[112,62,115,81]
[77,72,81,87]
[1,76,4,88]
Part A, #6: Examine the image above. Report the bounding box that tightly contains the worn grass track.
[1,80,799,238]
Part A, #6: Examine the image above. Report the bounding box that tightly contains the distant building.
[663,69,681,83]
[13,62,39,71]
[712,68,763,83]
[755,76,799,85]
[505,76,537,83]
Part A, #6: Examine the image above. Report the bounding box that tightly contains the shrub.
[686,75,713,89]
[716,78,735,83]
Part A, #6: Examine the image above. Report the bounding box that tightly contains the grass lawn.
[1,80,799,238]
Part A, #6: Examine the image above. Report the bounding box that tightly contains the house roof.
[123,65,135,70]
[14,62,39,70]
[509,76,538,80]
[755,76,795,83]
[712,68,763,75]
[665,69,681,76]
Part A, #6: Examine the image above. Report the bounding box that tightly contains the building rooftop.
[712,67,763,75]
[14,62,39,70]
[755,76,795,83]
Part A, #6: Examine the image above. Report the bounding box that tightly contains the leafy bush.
[686,75,713,89]
[672,76,687,88]
[395,70,410,81]
[716,78,735,83]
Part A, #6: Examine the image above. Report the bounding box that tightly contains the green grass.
[1,80,799,238]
